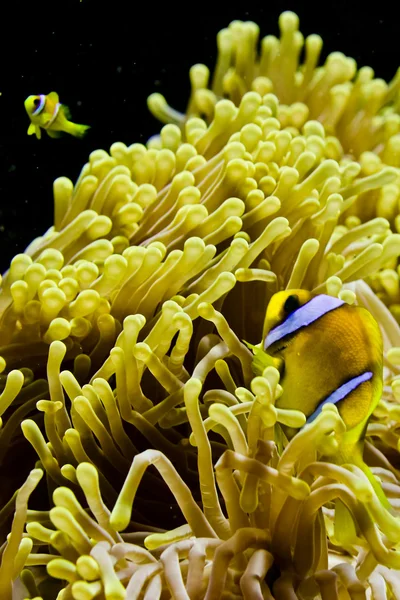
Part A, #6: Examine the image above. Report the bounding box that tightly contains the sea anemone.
[2,10,400,599]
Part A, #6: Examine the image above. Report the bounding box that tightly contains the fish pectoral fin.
[46,129,63,138]
[253,351,284,376]
[242,340,259,352]
[41,112,54,128]
[47,91,60,103]
[243,340,284,376]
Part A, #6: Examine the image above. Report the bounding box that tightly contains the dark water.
[0,0,398,270]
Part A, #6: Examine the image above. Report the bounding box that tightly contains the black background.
[0,0,399,271]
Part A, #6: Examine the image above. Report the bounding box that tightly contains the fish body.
[24,92,90,139]
[255,289,387,505]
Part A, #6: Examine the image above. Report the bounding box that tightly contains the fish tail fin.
[340,442,391,510]
[334,499,358,546]
[66,122,90,138]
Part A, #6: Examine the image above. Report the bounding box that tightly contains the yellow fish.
[24,92,90,139]
[250,289,388,506]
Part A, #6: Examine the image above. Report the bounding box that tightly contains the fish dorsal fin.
[61,104,72,119]
[47,91,59,103]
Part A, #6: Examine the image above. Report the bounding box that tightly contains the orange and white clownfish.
[249,289,388,506]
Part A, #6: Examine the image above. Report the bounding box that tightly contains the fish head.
[262,288,312,343]
[24,95,46,120]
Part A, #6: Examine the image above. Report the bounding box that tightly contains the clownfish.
[250,289,388,506]
[24,92,90,140]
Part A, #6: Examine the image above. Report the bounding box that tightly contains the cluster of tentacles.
[2,11,400,600]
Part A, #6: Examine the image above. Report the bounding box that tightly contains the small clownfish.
[24,92,90,140]
[250,289,389,507]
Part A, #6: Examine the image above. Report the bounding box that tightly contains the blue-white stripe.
[47,102,61,127]
[306,371,373,424]
[33,95,45,116]
[264,294,344,350]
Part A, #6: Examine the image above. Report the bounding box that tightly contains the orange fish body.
[250,289,388,507]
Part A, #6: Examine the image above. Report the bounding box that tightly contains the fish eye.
[283,294,300,314]
[33,98,40,107]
